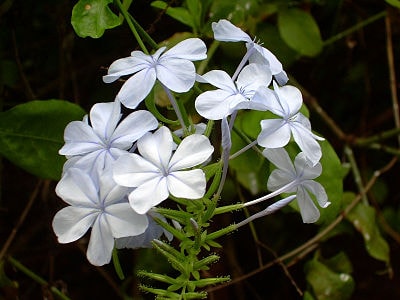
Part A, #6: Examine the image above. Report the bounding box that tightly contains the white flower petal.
[294,153,322,179]
[198,70,237,92]
[59,121,104,156]
[116,68,157,109]
[236,64,272,94]
[129,177,169,214]
[263,148,296,175]
[86,216,114,266]
[138,127,173,170]
[162,38,207,61]
[273,82,303,116]
[250,44,286,78]
[169,134,214,171]
[290,122,322,165]
[105,203,149,238]
[102,55,150,83]
[111,110,158,149]
[267,169,295,192]
[113,153,161,187]
[115,213,166,249]
[212,19,252,42]
[302,180,330,208]
[257,119,291,148]
[195,90,236,120]
[157,58,195,92]
[253,86,285,117]
[89,102,120,141]
[296,187,320,223]
[56,168,98,207]
[167,170,206,199]
[52,206,98,243]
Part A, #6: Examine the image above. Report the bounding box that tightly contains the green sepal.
[137,270,179,285]
[140,285,181,299]
[193,254,220,271]
[192,276,230,288]
[152,240,188,275]
[153,217,187,241]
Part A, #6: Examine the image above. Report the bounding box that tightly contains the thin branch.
[385,10,400,146]
[0,180,43,261]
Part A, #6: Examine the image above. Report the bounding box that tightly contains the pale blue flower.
[256,81,324,165]
[263,148,330,223]
[53,168,149,266]
[103,38,207,108]
[195,63,272,120]
[113,126,214,214]
[116,211,173,249]
[59,101,158,175]
[212,19,288,85]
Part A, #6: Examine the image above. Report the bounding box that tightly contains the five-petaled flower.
[256,81,324,165]
[59,101,158,175]
[103,38,207,108]
[195,63,272,120]
[53,168,149,266]
[212,19,288,85]
[263,148,330,223]
[113,126,214,214]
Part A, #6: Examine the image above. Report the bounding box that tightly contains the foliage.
[1,0,399,299]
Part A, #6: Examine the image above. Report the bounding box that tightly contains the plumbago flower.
[195,63,272,120]
[255,81,324,165]
[113,126,214,214]
[116,211,173,249]
[263,148,330,223]
[59,101,158,175]
[53,168,149,266]
[212,19,288,85]
[103,38,207,108]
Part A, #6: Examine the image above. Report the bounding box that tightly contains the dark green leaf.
[151,1,194,29]
[278,8,323,57]
[346,201,390,264]
[305,258,355,300]
[386,0,400,8]
[0,100,86,180]
[71,0,122,38]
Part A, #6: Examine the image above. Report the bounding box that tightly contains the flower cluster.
[54,19,329,266]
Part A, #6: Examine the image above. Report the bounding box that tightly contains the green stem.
[354,127,400,146]
[115,0,149,54]
[130,15,159,50]
[324,11,386,46]
[344,145,368,205]
[197,40,220,75]
[7,256,71,300]
[112,247,125,280]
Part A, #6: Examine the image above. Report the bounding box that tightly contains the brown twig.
[385,9,400,146]
[0,180,43,261]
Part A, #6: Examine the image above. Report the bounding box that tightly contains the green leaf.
[315,140,344,224]
[386,0,400,8]
[0,100,86,180]
[229,128,268,195]
[151,1,195,29]
[71,0,122,38]
[305,258,355,300]
[345,201,390,264]
[278,8,323,57]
